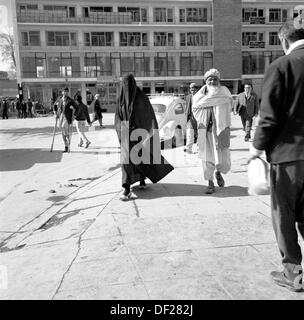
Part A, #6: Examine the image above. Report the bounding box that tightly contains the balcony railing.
[21,69,205,79]
[249,41,265,48]
[249,17,265,24]
[17,11,133,24]
[17,11,210,25]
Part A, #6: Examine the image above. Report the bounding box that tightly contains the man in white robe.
[192,69,233,194]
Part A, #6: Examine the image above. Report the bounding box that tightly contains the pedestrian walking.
[21,100,27,118]
[2,99,9,119]
[184,83,198,154]
[16,98,22,118]
[249,21,304,292]
[56,87,77,153]
[27,98,33,118]
[74,94,91,148]
[91,94,103,127]
[234,83,259,141]
[115,73,174,201]
[192,68,233,194]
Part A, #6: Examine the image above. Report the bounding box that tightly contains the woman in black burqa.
[115,74,174,200]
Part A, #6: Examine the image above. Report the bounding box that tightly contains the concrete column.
[81,82,87,105]
[40,30,46,47]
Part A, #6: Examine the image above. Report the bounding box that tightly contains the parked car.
[149,94,187,148]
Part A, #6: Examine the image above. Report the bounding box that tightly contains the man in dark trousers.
[27,98,33,118]
[249,21,304,292]
[2,99,9,119]
[235,83,259,141]
[184,83,198,153]
[56,87,77,152]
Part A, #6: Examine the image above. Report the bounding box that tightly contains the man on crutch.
[56,87,77,153]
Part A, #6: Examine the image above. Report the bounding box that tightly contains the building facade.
[12,0,303,111]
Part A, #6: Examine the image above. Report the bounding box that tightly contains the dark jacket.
[235,91,259,118]
[185,93,198,130]
[253,44,304,164]
[57,96,77,124]
[75,101,91,124]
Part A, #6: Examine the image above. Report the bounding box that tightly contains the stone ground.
[0,113,303,300]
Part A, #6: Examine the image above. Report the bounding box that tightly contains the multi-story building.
[11,0,303,111]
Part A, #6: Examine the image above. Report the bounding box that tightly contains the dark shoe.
[270,270,303,292]
[85,141,91,149]
[205,181,215,194]
[78,140,83,147]
[120,188,137,201]
[63,146,68,153]
[244,133,251,142]
[139,180,146,190]
[215,171,225,187]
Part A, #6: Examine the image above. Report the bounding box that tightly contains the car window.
[174,103,184,115]
[152,104,166,113]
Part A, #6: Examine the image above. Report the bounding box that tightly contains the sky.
[0,0,13,71]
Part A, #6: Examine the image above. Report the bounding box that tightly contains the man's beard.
[206,84,219,95]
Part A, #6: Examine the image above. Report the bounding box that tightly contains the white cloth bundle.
[247,157,270,195]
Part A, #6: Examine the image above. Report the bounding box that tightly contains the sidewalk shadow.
[0,148,62,171]
[134,183,249,198]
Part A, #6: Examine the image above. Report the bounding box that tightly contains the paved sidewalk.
[1,115,304,300]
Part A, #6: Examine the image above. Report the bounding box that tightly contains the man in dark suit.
[249,21,304,292]
[56,87,77,152]
[235,83,259,141]
[184,83,198,153]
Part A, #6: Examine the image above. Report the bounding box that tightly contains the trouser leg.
[245,117,253,137]
[270,163,304,276]
[240,114,246,131]
[76,121,88,143]
[186,121,195,151]
[61,119,70,147]
[202,131,215,181]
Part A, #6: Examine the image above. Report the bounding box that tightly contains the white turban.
[204,68,221,81]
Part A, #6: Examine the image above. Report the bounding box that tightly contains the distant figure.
[21,100,27,118]
[74,94,91,148]
[16,99,22,118]
[2,99,9,119]
[234,83,259,141]
[184,83,198,153]
[249,21,304,292]
[193,68,233,194]
[115,73,174,201]
[27,98,33,118]
[91,94,103,127]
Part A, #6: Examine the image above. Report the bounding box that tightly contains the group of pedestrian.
[114,21,304,293]
[15,98,37,118]
[54,88,104,152]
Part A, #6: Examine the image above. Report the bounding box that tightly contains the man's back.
[253,43,304,163]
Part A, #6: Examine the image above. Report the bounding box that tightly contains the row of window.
[242,32,281,46]
[242,7,301,23]
[18,4,210,23]
[21,30,282,48]
[21,31,211,47]
[21,52,213,78]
